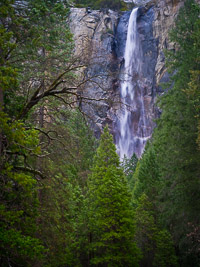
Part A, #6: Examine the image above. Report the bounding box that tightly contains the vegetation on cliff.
[0,0,199,266]
[73,0,127,11]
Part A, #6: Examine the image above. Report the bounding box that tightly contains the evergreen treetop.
[86,126,141,266]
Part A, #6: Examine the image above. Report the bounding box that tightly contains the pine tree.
[122,153,138,189]
[134,194,178,267]
[86,126,140,266]
[133,145,160,205]
[149,0,200,264]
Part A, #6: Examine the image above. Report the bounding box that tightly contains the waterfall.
[116,8,151,159]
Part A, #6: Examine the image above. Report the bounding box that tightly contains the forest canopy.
[0,0,200,266]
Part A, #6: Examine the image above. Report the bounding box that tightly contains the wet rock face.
[115,11,131,60]
[137,6,158,131]
[137,6,158,97]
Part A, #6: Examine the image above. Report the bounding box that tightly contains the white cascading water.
[117,8,151,159]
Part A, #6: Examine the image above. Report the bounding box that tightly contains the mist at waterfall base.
[115,8,152,160]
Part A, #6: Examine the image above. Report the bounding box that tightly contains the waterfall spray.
[116,8,151,159]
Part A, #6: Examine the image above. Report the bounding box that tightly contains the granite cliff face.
[153,0,184,86]
[69,8,119,136]
[69,0,185,157]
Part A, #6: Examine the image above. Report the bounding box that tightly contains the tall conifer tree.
[86,126,140,266]
[140,0,200,264]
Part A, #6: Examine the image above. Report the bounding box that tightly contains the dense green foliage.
[155,1,200,264]
[122,153,138,189]
[132,0,200,266]
[134,194,178,267]
[0,0,199,266]
[86,127,141,266]
[0,0,96,266]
